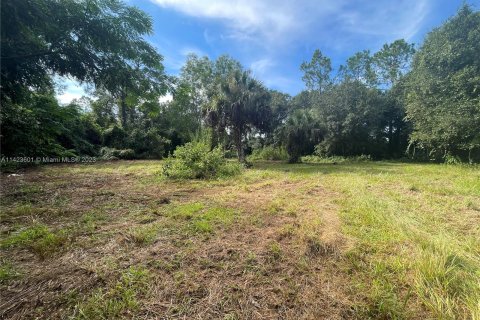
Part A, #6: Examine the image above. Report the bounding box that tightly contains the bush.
[100,147,135,160]
[444,154,462,165]
[248,146,288,161]
[162,141,242,179]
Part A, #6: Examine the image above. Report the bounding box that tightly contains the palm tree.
[216,70,271,162]
[283,109,322,163]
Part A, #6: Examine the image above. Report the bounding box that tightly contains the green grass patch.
[0,260,21,283]
[166,202,236,234]
[321,162,480,318]
[125,223,161,245]
[72,266,149,319]
[80,210,110,233]
[1,224,69,258]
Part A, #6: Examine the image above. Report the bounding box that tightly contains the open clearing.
[1,161,479,319]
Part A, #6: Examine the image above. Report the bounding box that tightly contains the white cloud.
[159,93,173,103]
[250,58,275,76]
[150,0,430,47]
[180,46,208,57]
[57,92,83,104]
[55,77,88,104]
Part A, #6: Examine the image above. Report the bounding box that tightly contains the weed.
[267,241,282,262]
[125,223,160,245]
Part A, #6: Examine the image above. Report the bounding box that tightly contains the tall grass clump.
[248,146,288,161]
[161,141,242,179]
[301,154,372,164]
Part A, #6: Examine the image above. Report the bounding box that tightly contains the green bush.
[162,141,242,179]
[248,146,288,161]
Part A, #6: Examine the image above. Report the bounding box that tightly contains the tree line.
[1,0,479,164]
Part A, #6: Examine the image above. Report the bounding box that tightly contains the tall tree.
[300,49,332,92]
[1,0,166,103]
[180,54,214,124]
[0,0,168,157]
[314,81,386,157]
[371,40,415,156]
[217,70,272,162]
[373,39,415,88]
[339,50,377,86]
[405,4,480,161]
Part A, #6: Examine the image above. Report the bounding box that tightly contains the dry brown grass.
[0,161,356,319]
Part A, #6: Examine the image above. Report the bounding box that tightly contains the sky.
[58,0,477,103]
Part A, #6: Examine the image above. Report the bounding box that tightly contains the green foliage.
[162,141,242,179]
[103,126,128,150]
[373,39,415,86]
[0,0,168,160]
[339,50,376,86]
[248,146,288,161]
[406,5,480,162]
[214,69,272,162]
[314,81,388,158]
[1,0,478,165]
[126,224,160,245]
[281,109,321,163]
[0,93,97,157]
[1,0,166,102]
[127,127,170,159]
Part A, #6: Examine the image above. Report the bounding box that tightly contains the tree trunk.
[233,127,245,163]
[388,120,393,156]
[120,90,127,129]
[209,127,218,151]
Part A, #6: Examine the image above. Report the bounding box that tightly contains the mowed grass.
[0,160,478,319]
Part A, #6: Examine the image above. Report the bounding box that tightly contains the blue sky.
[58,0,477,103]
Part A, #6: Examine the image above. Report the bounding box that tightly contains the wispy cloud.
[150,0,303,46]
[150,0,430,48]
[250,58,275,76]
[180,46,208,57]
[337,1,430,41]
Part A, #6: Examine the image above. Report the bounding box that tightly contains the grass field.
[1,160,479,319]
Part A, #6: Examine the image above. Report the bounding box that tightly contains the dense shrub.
[103,126,128,149]
[248,146,288,161]
[127,127,169,159]
[162,141,242,179]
